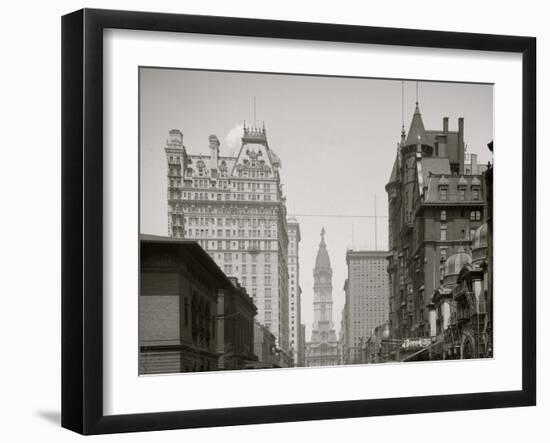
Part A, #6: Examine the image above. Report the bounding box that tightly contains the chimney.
[470,153,478,175]
[209,134,220,170]
[436,134,447,158]
[458,117,465,175]
[443,117,449,133]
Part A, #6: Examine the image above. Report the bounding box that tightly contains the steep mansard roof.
[420,157,451,183]
[423,172,483,203]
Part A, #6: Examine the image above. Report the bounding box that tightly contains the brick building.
[429,155,493,360]
[386,103,487,341]
[139,235,257,374]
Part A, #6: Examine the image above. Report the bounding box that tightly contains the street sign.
[401,337,433,350]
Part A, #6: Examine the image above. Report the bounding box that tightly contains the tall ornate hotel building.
[164,124,292,365]
[385,103,487,341]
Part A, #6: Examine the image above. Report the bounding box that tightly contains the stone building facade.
[287,217,303,366]
[164,124,291,366]
[139,235,257,374]
[385,103,487,342]
[217,277,258,369]
[343,250,390,364]
[305,229,339,367]
[253,321,279,368]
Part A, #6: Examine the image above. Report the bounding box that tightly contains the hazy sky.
[140,67,493,340]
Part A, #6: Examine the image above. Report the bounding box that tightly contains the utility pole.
[374,195,378,251]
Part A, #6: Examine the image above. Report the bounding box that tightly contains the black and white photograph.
[139,68,494,374]
[1,0,545,440]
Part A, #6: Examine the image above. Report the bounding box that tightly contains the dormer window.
[438,176,449,201]
[439,186,448,201]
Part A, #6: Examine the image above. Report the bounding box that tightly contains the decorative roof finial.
[320,227,326,245]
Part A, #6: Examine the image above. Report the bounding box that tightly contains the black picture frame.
[61,8,536,435]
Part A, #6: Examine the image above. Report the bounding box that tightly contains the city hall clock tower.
[305,228,339,366]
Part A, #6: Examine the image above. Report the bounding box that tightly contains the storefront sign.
[401,338,432,350]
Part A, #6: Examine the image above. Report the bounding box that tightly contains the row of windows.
[235,169,271,179]
[440,222,481,242]
[171,204,279,216]
[185,237,278,251]
[185,228,277,239]
[189,179,272,192]
[176,192,274,202]
[209,252,275,264]
[440,210,482,221]
[439,185,480,201]
[185,216,277,228]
